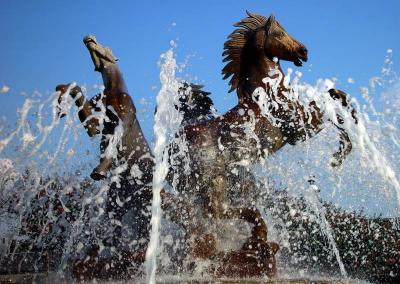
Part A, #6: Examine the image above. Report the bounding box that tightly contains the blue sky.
[0,0,399,138]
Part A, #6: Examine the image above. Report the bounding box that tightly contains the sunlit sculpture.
[0,8,399,283]
[54,11,362,281]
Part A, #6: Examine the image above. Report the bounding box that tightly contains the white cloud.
[0,85,10,94]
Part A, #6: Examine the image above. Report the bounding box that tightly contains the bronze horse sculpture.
[165,11,358,277]
[216,12,356,167]
[56,35,154,267]
[55,11,358,280]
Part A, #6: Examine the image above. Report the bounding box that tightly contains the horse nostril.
[301,47,308,56]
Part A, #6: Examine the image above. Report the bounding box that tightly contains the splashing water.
[0,47,399,283]
[304,180,348,277]
[256,53,400,217]
[250,50,400,279]
[146,43,183,283]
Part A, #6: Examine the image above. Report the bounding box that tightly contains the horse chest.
[255,118,286,156]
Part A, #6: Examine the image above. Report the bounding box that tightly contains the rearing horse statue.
[166,11,358,277]
[57,35,153,181]
[56,35,154,256]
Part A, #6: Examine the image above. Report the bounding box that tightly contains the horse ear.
[255,29,266,51]
[266,15,276,34]
[268,14,276,23]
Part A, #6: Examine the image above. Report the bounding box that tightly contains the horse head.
[223,11,308,94]
[256,13,308,66]
[83,35,118,72]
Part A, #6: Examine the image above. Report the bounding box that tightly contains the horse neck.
[100,63,129,95]
[238,52,285,104]
[129,116,153,159]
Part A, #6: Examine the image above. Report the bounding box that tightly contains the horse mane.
[177,82,215,125]
[222,11,272,92]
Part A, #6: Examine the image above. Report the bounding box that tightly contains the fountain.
[0,11,399,284]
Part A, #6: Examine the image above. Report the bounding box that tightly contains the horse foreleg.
[91,157,113,180]
[328,88,358,166]
[331,125,353,167]
[215,206,279,278]
[75,93,103,137]
[328,88,358,124]
[56,83,101,137]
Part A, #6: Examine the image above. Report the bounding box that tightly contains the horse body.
[177,14,310,222]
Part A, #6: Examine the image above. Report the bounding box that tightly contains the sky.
[1,0,399,134]
[0,1,400,215]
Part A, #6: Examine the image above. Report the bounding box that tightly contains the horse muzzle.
[293,46,308,66]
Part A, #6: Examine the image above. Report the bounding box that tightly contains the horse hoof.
[55,84,68,93]
[330,158,342,168]
[90,171,106,180]
[330,161,339,167]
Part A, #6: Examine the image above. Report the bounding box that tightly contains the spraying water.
[146,43,183,283]
[257,54,400,217]
[0,47,399,283]
[304,178,348,277]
